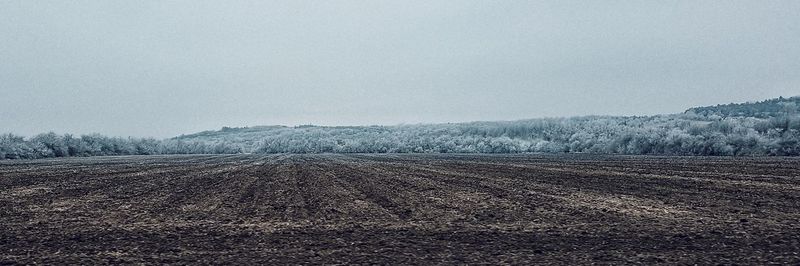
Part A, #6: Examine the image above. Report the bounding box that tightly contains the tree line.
[0,133,242,160]
[249,114,800,156]
[3,97,800,159]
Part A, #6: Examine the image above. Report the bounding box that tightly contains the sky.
[1,0,799,138]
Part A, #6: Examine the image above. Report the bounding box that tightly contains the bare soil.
[1,154,799,264]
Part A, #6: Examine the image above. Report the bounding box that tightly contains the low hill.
[686,96,800,118]
[170,96,800,156]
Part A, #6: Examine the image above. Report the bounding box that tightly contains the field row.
[2,154,799,264]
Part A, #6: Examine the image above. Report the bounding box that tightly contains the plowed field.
[2,154,799,264]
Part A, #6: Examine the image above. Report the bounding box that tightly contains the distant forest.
[2,96,800,159]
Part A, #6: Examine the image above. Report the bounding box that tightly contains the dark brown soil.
[1,154,799,264]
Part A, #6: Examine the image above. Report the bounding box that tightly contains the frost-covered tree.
[3,97,800,159]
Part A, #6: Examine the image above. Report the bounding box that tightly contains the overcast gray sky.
[1,0,798,138]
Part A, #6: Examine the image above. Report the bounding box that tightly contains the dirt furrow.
[2,154,800,264]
